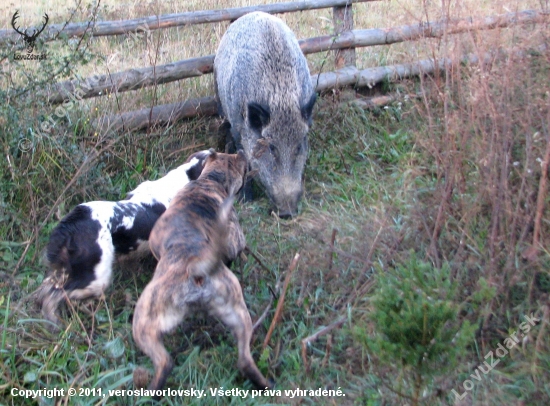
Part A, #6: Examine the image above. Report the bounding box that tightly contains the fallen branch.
[166,143,205,159]
[301,316,346,372]
[262,253,300,349]
[326,228,338,273]
[349,92,424,110]
[252,292,275,332]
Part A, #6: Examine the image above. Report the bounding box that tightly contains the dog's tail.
[188,196,235,279]
[35,237,72,328]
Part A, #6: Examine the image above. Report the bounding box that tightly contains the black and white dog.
[36,150,212,327]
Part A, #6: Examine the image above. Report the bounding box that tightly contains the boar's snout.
[270,177,303,219]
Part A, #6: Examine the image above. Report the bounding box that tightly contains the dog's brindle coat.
[132,151,270,392]
[37,150,212,326]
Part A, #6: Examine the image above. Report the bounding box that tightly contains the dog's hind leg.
[132,275,183,392]
[211,267,272,389]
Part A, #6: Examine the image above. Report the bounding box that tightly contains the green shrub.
[356,253,476,405]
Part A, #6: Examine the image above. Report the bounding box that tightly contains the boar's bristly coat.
[214,11,316,218]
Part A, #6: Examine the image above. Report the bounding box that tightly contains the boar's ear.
[301,93,317,125]
[248,102,270,132]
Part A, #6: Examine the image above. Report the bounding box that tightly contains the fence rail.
[95,44,547,134]
[0,0,377,43]
[7,0,546,134]
[46,9,548,104]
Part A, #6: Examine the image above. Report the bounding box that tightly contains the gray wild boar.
[214,11,316,218]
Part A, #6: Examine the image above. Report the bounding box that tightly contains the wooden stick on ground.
[262,252,300,349]
[253,281,278,332]
[252,293,274,332]
[327,228,338,274]
[301,316,346,373]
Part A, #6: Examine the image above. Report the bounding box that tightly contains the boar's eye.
[248,102,270,133]
[295,137,307,157]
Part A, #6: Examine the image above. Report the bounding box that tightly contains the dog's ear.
[204,149,218,167]
[236,150,246,163]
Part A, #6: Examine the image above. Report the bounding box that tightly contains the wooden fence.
[48,9,547,105]
[0,0,374,43]
[6,0,547,133]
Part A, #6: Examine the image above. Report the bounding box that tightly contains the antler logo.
[11,11,49,54]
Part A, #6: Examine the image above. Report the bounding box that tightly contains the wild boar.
[214,11,316,218]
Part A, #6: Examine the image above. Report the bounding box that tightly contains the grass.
[1,0,550,405]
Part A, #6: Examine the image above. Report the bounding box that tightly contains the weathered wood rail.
[47,9,548,104]
[0,0,376,43]
[95,44,547,134]
[10,0,545,135]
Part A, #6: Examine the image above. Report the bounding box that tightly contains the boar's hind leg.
[217,120,234,153]
[211,267,272,389]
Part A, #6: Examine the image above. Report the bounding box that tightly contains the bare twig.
[263,253,300,349]
[321,334,333,368]
[326,228,338,273]
[166,143,205,159]
[252,302,273,332]
[301,316,346,372]
[244,246,273,275]
[523,135,550,261]
[360,223,385,274]
[253,292,275,331]
[428,180,454,267]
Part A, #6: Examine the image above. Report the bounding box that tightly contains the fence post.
[332,1,356,69]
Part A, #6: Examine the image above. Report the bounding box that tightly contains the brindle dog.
[132,150,270,393]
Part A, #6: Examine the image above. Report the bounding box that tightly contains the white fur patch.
[125,156,205,207]
[60,153,209,299]
[121,215,135,229]
[82,202,116,296]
